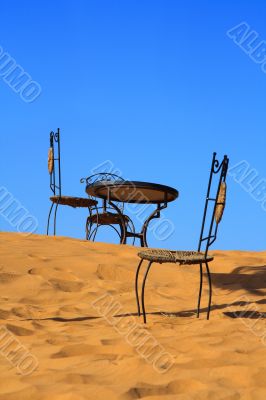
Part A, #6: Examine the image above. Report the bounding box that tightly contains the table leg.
[140,203,167,247]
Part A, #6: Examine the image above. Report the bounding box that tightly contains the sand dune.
[0,232,265,399]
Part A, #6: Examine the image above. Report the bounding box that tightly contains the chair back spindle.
[48,128,62,198]
[198,153,229,256]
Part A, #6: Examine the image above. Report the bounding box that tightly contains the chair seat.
[138,249,214,265]
[87,212,130,225]
[50,196,97,208]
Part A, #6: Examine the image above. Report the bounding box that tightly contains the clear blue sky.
[0,0,265,250]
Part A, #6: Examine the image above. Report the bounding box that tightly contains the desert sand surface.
[0,232,265,400]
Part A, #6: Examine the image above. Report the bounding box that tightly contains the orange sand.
[0,232,265,399]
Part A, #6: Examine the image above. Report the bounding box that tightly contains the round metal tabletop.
[86,180,179,204]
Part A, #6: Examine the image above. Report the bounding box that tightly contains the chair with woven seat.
[47,129,98,236]
[80,173,135,244]
[135,152,229,323]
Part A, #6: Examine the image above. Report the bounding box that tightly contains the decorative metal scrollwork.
[212,153,223,174]
[50,130,59,143]
[80,173,125,186]
[212,153,229,177]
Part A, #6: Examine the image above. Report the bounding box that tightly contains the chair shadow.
[210,265,266,319]
[224,310,266,319]
[23,316,99,322]
[211,265,266,296]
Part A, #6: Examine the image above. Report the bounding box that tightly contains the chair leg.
[205,262,212,320]
[92,212,100,242]
[93,222,101,241]
[141,261,153,324]
[119,221,127,245]
[135,259,144,316]
[53,202,59,236]
[47,203,54,235]
[85,218,91,240]
[88,225,98,241]
[197,262,203,318]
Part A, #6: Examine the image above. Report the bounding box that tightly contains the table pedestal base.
[110,201,167,247]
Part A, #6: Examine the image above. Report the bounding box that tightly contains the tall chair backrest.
[198,153,229,257]
[48,128,62,197]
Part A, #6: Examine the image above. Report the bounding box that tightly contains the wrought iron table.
[86,180,178,247]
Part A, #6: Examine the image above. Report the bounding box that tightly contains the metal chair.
[80,173,135,244]
[135,153,229,323]
[47,129,97,236]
